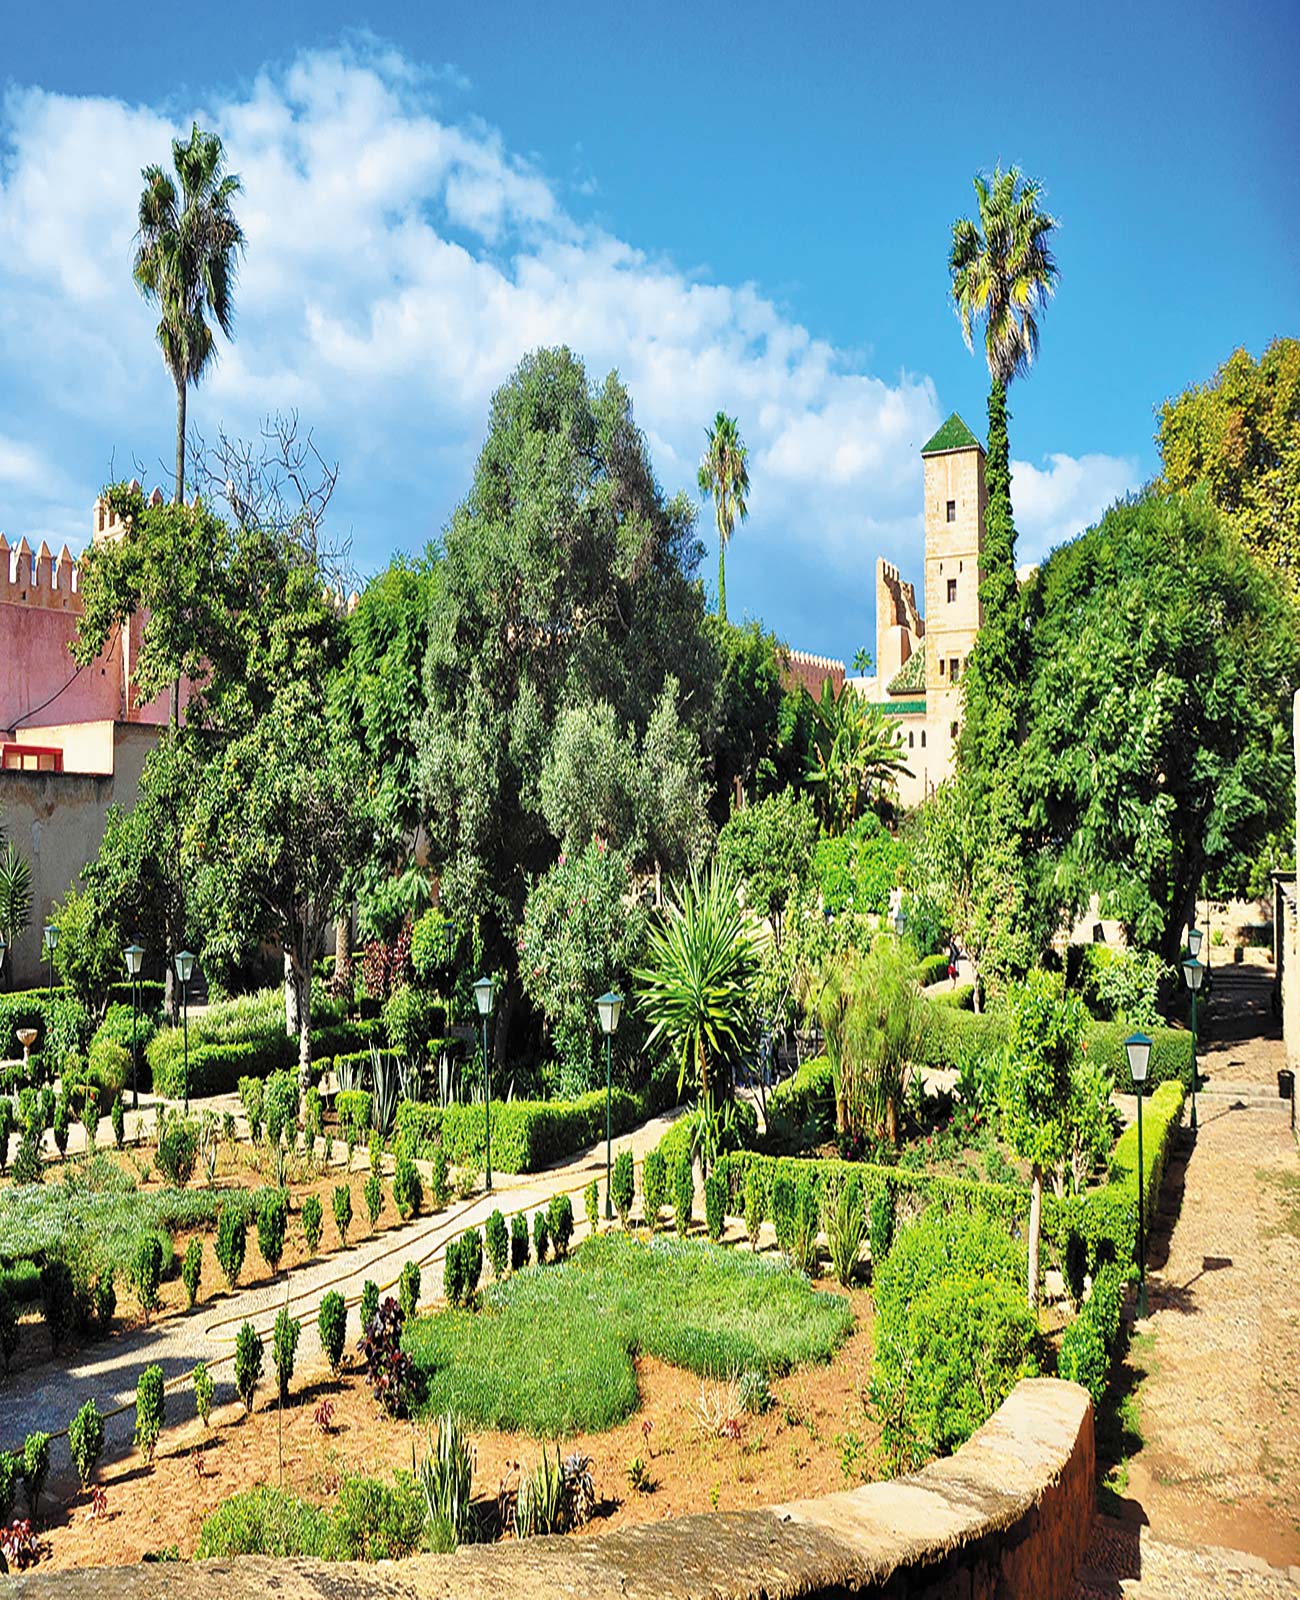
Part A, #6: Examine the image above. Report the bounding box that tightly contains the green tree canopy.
[716,787,819,941]
[1157,337,1300,595]
[416,347,713,1043]
[1019,492,1300,959]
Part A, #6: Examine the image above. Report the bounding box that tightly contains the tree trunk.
[718,537,727,624]
[283,952,300,1038]
[333,909,354,996]
[1028,1166,1043,1308]
[297,966,312,1109]
[170,376,187,728]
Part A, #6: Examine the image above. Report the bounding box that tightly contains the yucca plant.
[635,863,764,1109]
[369,1045,401,1136]
[418,1412,474,1551]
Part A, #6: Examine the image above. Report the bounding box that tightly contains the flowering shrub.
[361,927,412,1003]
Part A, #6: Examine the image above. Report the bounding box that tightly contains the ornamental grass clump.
[824,1178,866,1287]
[418,1412,474,1552]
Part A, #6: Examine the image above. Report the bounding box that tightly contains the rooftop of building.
[921,412,984,456]
[886,641,926,695]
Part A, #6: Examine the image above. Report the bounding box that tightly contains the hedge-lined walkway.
[1077,962,1300,1593]
[0,1103,681,1482]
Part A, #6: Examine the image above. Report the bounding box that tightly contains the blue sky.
[2,1,1297,665]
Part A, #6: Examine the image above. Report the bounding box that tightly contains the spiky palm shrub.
[635,863,764,1111]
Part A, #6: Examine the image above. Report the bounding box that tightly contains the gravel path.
[1075,962,1300,1595]
[0,1102,682,1474]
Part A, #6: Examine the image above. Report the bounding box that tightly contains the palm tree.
[134,124,245,512]
[804,677,910,834]
[948,168,1058,756]
[697,413,750,623]
[0,831,32,988]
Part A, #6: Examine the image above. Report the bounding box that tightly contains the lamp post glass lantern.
[1182,957,1204,1132]
[43,922,57,1004]
[1186,925,1203,960]
[124,942,145,1111]
[1125,1030,1152,1317]
[473,976,494,1192]
[596,991,623,1220]
[176,951,196,1115]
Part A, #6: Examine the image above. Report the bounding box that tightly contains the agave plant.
[0,836,33,963]
[635,863,765,1109]
[369,1045,401,1136]
[335,1054,361,1093]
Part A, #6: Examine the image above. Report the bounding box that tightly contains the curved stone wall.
[4,1378,1094,1599]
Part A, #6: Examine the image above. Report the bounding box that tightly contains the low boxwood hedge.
[151,1037,292,1099]
[0,992,91,1066]
[395,1065,678,1175]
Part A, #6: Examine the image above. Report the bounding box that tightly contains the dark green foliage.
[0,1448,16,1523]
[332,1470,426,1560]
[332,1182,353,1245]
[359,1279,380,1336]
[673,1153,694,1236]
[0,1096,12,1172]
[52,1093,70,1156]
[485,1209,509,1278]
[704,1167,727,1242]
[263,1070,298,1148]
[1020,492,1300,957]
[257,1187,289,1274]
[0,1289,18,1373]
[511,1211,530,1271]
[744,1166,765,1249]
[428,1143,450,1210]
[771,1173,796,1254]
[193,1360,214,1426]
[788,1174,820,1276]
[392,1072,678,1176]
[391,1151,422,1219]
[364,1170,383,1232]
[21,1430,50,1519]
[92,1267,116,1330]
[532,1208,550,1263]
[547,1192,575,1258]
[196,1484,335,1559]
[642,1150,667,1229]
[40,1258,74,1351]
[610,1149,634,1228]
[318,1290,348,1377]
[461,1229,483,1297]
[407,1233,855,1436]
[235,1321,263,1413]
[69,1397,105,1487]
[443,1231,482,1308]
[301,1193,323,1256]
[716,787,819,936]
[181,1238,203,1308]
[12,1123,42,1184]
[871,1209,1037,1471]
[134,1364,166,1464]
[813,813,910,917]
[111,1093,126,1150]
[399,1260,421,1321]
[215,1203,247,1288]
[1058,1262,1133,1404]
[869,1185,896,1270]
[274,1307,301,1402]
[443,1239,467,1308]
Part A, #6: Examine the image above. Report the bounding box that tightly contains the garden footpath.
[1075,962,1300,1598]
[0,1104,683,1483]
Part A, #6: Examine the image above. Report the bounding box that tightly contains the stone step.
[1074,1526,1300,1600]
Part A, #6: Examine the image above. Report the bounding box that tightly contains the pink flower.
[558,853,567,866]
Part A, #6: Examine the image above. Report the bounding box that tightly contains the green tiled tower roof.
[886,641,926,695]
[921,412,983,456]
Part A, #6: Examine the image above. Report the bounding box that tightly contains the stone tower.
[921,413,986,781]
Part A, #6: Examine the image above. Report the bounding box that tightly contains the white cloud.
[0,40,1137,659]
[1011,451,1143,562]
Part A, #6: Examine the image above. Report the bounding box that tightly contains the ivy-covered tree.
[1019,492,1299,959]
[1157,337,1300,595]
[416,347,713,1056]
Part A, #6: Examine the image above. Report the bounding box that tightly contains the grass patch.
[1257,1167,1300,1239]
[404,1232,855,1436]
[1096,1326,1156,1515]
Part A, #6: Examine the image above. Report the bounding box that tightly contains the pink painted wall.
[0,606,174,738]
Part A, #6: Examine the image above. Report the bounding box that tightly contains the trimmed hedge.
[917,952,951,987]
[728,1076,1187,1281]
[0,993,91,1066]
[310,1020,383,1062]
[652,1098,760,1172]
[395,1067,678,1175]
[915,1004,1194,1091]
[766,1056,835,1141]
[152,1039,289,1100]
[336,1090,373,1144]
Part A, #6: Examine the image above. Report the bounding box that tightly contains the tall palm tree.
[697,412,750,623]
[134,123,245,511]
[948,166,1058,758]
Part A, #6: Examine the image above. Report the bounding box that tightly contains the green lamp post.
[1125,1030,1152,1318]
[175,950,196,1114]
[43,922,58,1005]
[1182,955,1204,1132]
[473,975,495,1193]
[124,941,145,1111]
[596,991,624,1220]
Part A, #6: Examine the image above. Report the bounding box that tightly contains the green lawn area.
[403,1231,855,1436]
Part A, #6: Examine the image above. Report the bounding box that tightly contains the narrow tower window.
[946,499,957,523]
[947,578,957,603]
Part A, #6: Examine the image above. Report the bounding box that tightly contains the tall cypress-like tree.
[948,167,1058,767]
